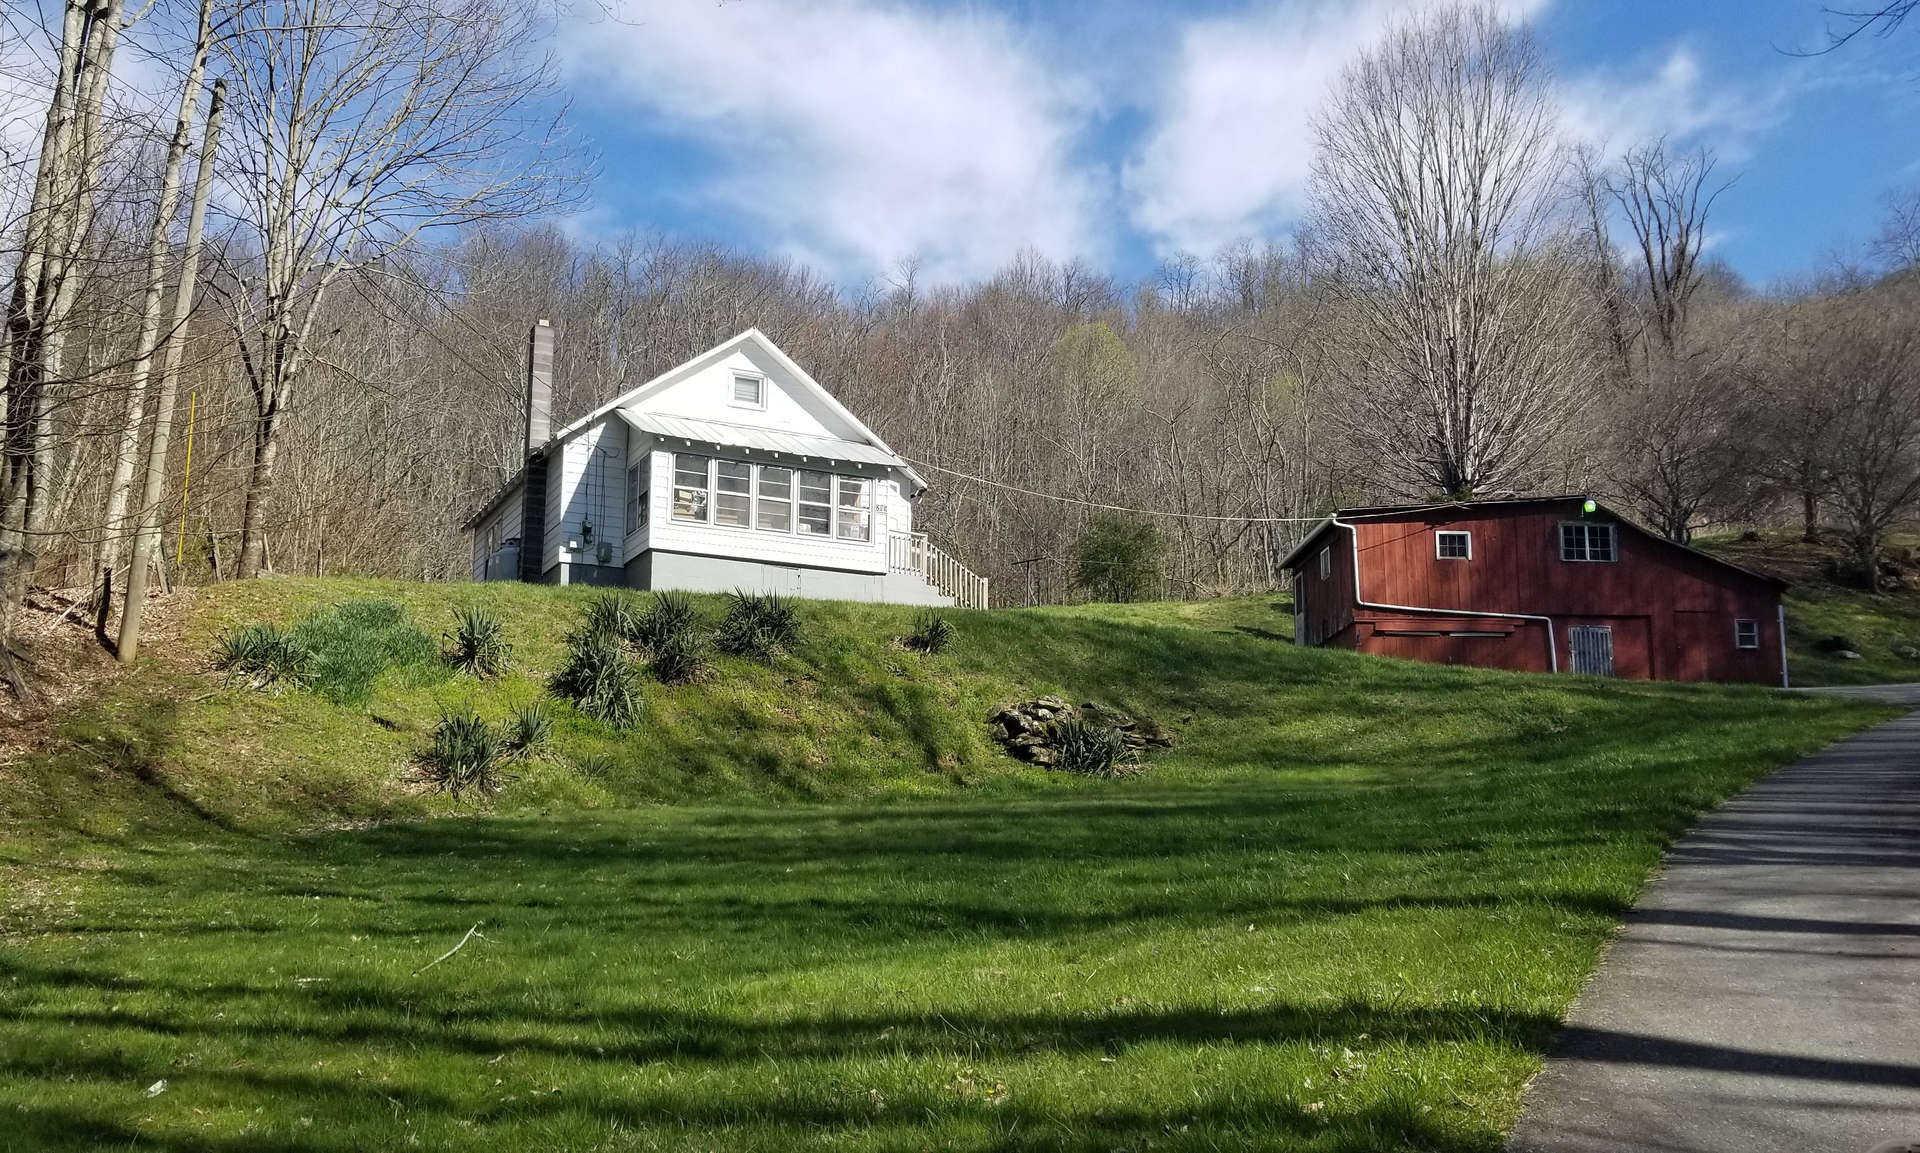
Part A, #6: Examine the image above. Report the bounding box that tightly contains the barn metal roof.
[1277,496,1788,587]
[618,411,925,489]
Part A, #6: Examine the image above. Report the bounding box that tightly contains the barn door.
[1569,626,1615,676]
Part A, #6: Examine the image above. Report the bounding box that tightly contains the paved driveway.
[1796,683,1920,707]
[1508,709,1920,1152]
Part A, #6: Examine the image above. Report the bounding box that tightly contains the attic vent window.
[731,373,766,409]
[1436,531,1471,560]
[1559,522,1616,563]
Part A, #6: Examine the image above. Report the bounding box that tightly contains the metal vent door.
[1569,626,1615,676]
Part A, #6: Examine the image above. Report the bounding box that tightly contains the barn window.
[730,372,766,409]
[672,453,711,523]
[1436,531,1472,560]
[625,463,648,534]
[756,466,793,532]
[1319,546,1331,580]
[796,470,833,536]
[1734,618,1759,649]
[1559,522,1617,562]
[835,476,872,542]
[714,460,752,528]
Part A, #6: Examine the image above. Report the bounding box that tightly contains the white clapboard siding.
[542,418,627,573]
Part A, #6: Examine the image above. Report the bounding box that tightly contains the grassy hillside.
[1703,532,1920,685]
[0,578,1901,1151]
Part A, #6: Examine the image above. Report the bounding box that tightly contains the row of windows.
[625,453,876,542]
[1429,524,1619,563]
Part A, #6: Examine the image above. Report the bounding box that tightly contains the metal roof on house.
[618,410,924,486]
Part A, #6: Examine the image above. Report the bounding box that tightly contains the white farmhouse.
[463,323,986,607]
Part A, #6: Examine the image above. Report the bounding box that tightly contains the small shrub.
[905,610,954,654]
[423,710,502,795]
[550,628,642,729]
[713,590,801,662]
[214,622,311,690]
[583,592,642,642]
[648,626,708,685]
[631,590,702,652]
[1052,717,1139,779]
[502,701,553,758]
[445,605,512,678]
[1074,514,1164,603]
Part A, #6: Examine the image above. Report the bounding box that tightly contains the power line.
[901,457,1327,523]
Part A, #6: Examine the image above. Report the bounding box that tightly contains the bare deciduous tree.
[1308,1,1593,499]
[212,0,577,579]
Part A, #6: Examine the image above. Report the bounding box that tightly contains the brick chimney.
[524,319,553,456]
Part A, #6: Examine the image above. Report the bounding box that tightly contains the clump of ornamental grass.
[289,600,444,706]
[1051,717,1139,780]
[713,590,801,663]
[444,605,512,679]
[574,752,617,781]
[501,701,553,759]
[905,610,954,655]
[550,627,643,729]
[422,709,503,795]
[213,622,311,691]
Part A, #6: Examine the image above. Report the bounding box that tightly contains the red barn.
[1280,497,1788,684]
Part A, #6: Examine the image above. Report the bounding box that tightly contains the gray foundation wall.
[626,550,953,606]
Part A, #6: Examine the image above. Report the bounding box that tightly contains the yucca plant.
[502,701,553,758]
[445,605,512,678]
[647,626,708,685]
[423,710,503,795]
[713,590,801,662]
[550,627,642,729]
[1052,717,1138,779]
[574,752,617,780]
[905,610,954,654]
[583,592,643,642]
[213,622,311,691]
[631,589,702,652]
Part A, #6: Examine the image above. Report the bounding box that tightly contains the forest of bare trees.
[4,0,1920,698]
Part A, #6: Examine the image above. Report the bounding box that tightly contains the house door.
[1569,626,1615,676]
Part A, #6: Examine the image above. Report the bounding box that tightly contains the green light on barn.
[1582,499,1597,514]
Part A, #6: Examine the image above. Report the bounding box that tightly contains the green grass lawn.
[0,581,1900,1150]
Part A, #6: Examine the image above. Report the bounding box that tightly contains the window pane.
[1438,532,1469,559]
[672,454,710,522]
[757,466,792,532]
[1593,525,1615,561]
[797,470,831,535]
[715,460,751,527]
[836,477,871,541]
[1560,524,1583,561]
[733,374,763,405]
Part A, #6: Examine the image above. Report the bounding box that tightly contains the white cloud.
[1123,0,1550,259]
[1558,45,1793,162]
[561,0,1106,285]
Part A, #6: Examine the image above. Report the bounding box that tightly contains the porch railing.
[888,531,990,609]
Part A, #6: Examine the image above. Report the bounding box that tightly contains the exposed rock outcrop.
[989,696,1174,767]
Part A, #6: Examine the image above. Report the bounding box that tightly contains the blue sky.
[555,0,1920,289]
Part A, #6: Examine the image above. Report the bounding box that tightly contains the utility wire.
[900,457,1329,523]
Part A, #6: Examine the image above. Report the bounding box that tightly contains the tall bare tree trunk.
[117,80,224,664]
[96,0,214,585]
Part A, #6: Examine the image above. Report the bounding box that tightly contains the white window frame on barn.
[1734,618,1759,649]
[1319,546,1331,580]
[1436,530,1472,560]
[1559,522,1617,563]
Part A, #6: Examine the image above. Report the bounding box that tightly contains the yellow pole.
[175,390,197,566]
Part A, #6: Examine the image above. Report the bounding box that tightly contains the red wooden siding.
[1286,500,1784,685]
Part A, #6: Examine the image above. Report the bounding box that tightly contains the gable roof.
[1278,496,1788,588]
[550,328,926,492]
